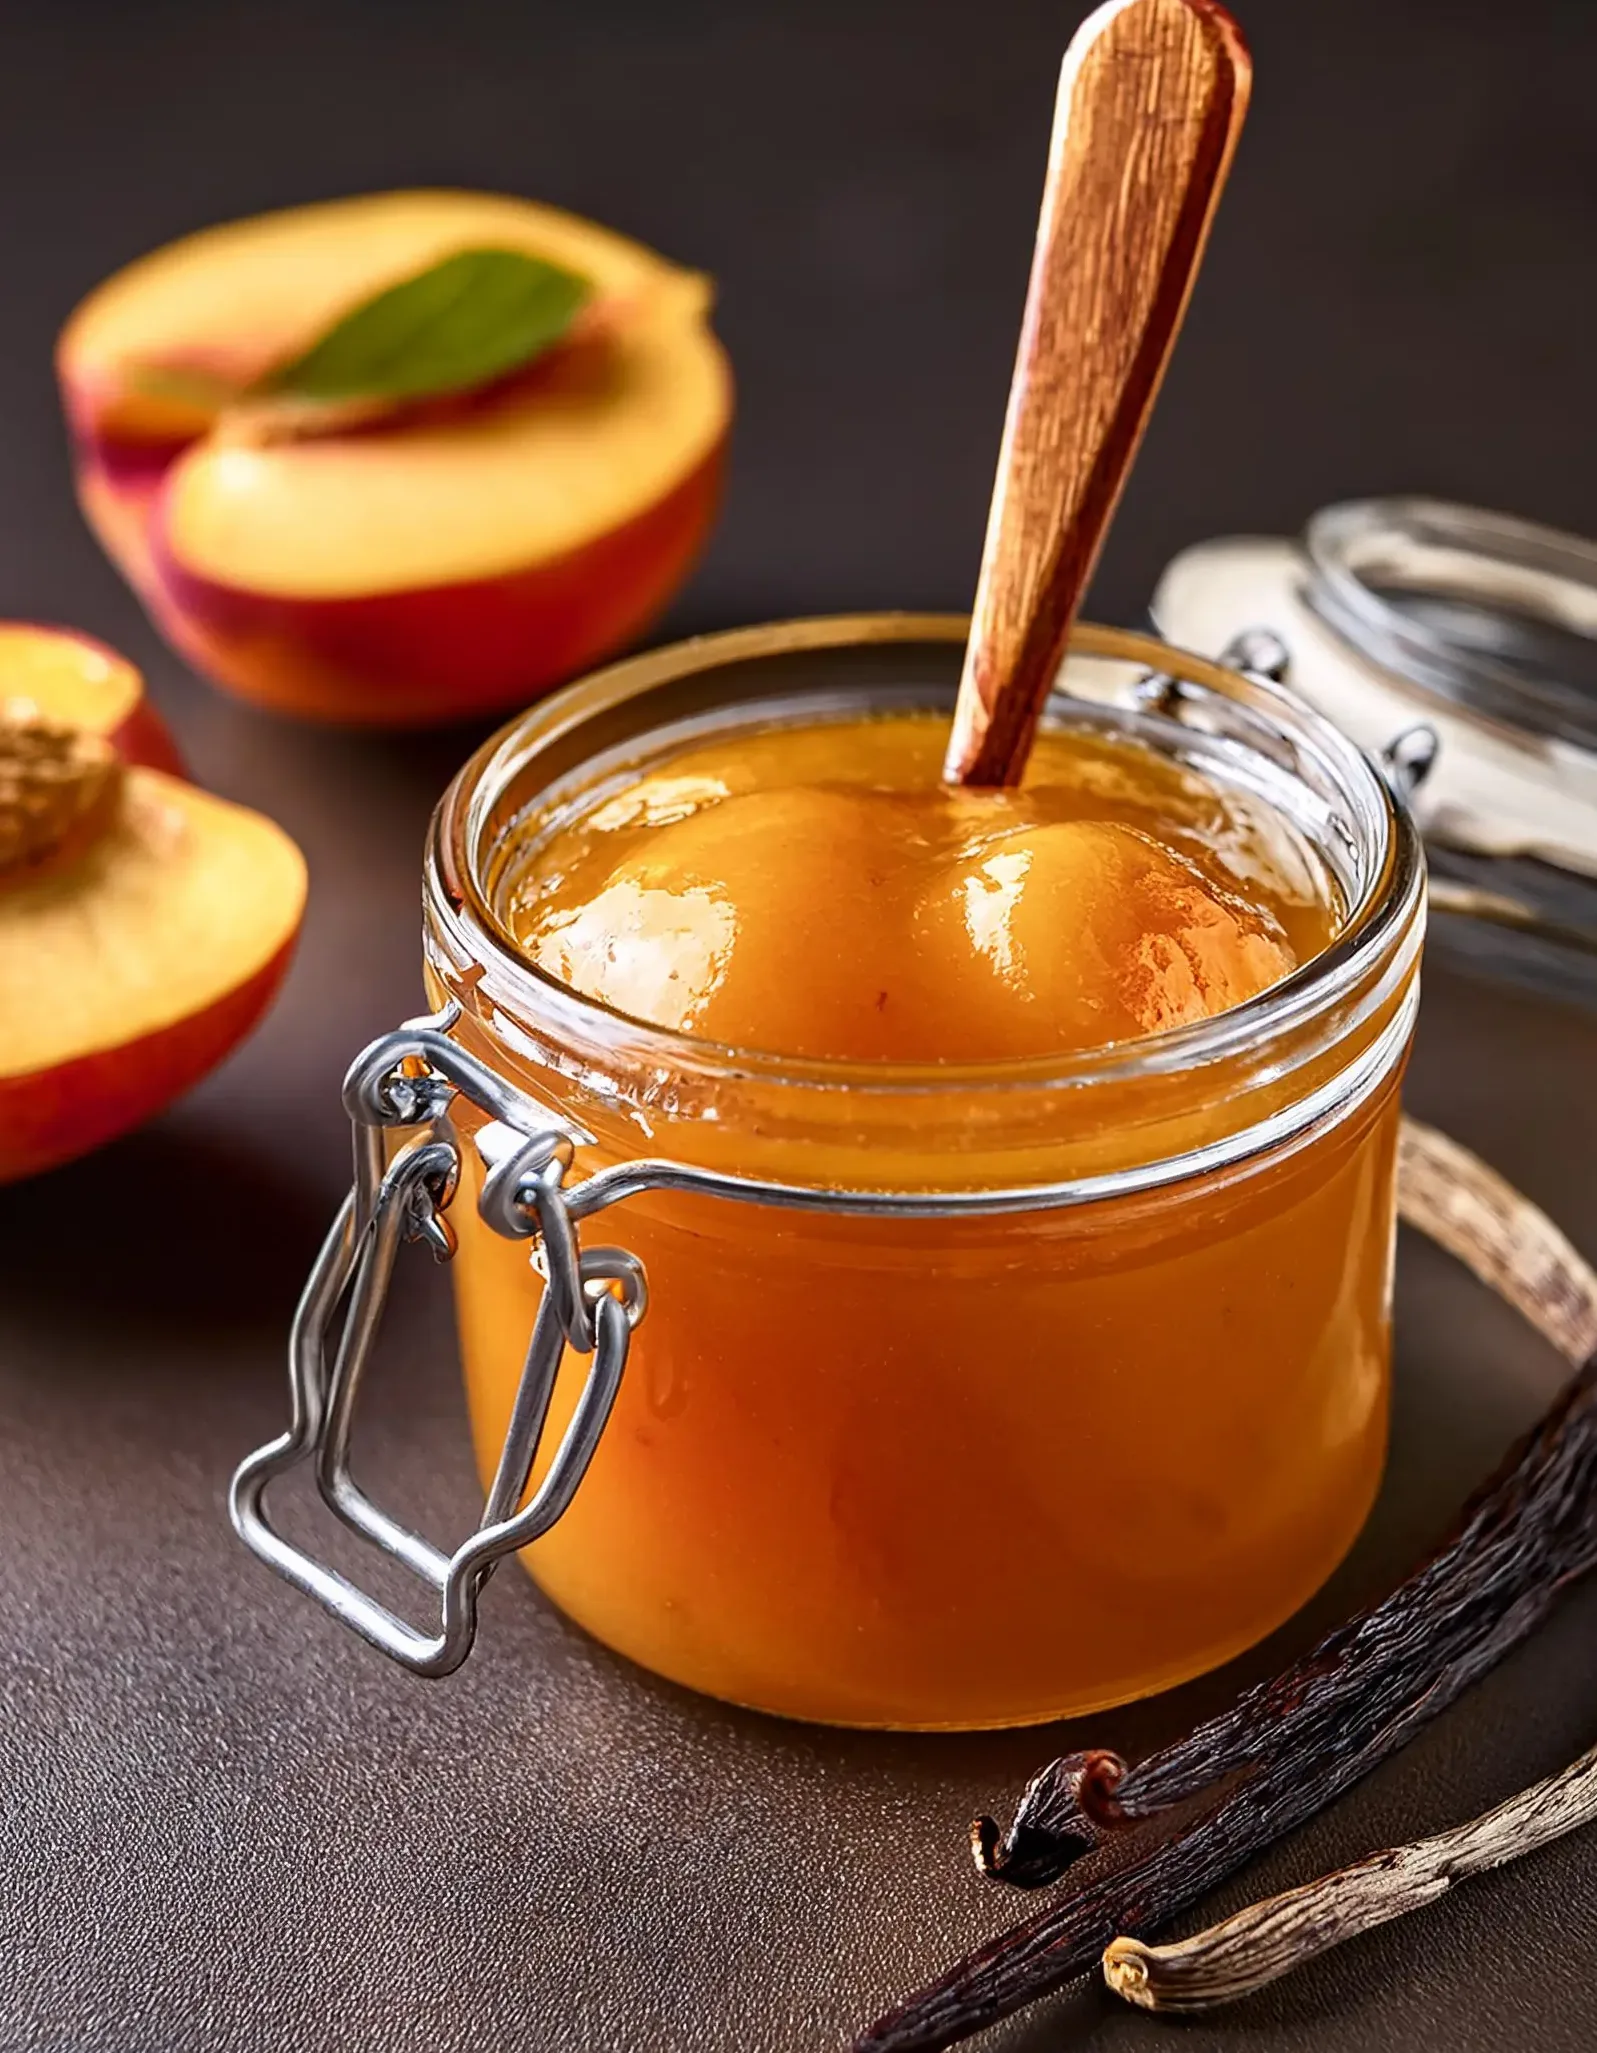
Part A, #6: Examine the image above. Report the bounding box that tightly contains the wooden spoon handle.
[943,0,1251,787]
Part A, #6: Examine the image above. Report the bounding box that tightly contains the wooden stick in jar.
[1101,1738,1597,2014]
[944,0,1251,788]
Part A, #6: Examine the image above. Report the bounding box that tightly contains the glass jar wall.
[422,616,1424,1728]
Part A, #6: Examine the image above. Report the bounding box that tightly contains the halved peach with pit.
[0,625,305,1181]
[58,190,732,726]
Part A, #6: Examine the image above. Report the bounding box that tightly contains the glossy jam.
[441,708,1404,1729]
[505,715,1334,1059]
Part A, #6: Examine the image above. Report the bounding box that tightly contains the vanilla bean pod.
[851,1124,1597,2053]
[974,1364,1597,1887]
[1101,1735,1597,2014]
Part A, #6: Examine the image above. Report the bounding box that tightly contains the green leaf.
[257,246,593,405]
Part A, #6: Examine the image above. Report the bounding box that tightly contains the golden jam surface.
[441,709,1397,1729]
[505,712,1340,1061]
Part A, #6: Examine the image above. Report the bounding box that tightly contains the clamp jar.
[236,614,1425,1731]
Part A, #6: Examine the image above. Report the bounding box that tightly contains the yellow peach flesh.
[160,313,728,598]
[0,769,305,1081]
[0,620,184,779]
[0,623,141,736]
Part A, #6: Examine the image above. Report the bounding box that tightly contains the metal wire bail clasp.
[229,1004,647,1677]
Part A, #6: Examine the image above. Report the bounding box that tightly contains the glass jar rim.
[423,612,1424,1104]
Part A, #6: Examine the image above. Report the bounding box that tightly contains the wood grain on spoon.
[944,0,1251,788]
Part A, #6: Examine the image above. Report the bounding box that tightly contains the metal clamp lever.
[229,1008,647,1678]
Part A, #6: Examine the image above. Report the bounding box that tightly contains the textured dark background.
[1,3,1595,2051]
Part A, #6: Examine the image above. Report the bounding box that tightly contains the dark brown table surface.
[3,4,1597,2050]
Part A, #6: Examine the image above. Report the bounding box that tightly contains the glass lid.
[1304,498,1597,754]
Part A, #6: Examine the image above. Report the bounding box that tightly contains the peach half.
[0,627,305,1181]
[58,191,732,726]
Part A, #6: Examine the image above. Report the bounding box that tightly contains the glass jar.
[234,614,1425,1731]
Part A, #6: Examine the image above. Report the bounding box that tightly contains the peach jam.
[422,616,1425,1728]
